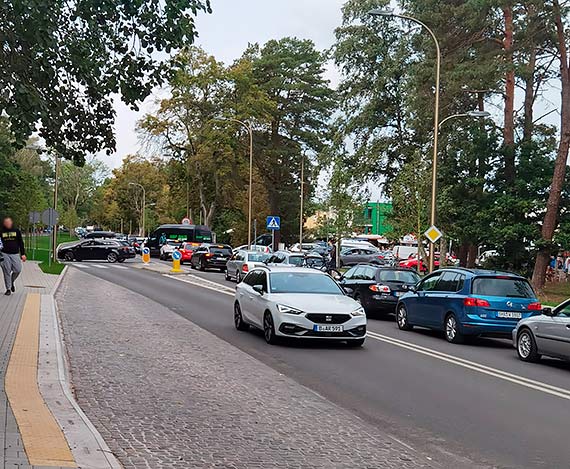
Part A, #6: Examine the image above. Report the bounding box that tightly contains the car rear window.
[248,253,269,262]
[378,270,420,284]
[472,277,535,298]
[211,248,232,255]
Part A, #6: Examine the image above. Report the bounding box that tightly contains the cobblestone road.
[57,268,434,469]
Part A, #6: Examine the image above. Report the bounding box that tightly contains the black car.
[339,265,421,316]
[190,244,233,271]
[83,231,116,240]
[58,239,136,263]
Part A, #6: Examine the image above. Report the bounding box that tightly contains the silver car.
[225,250,270,283]
[233,266,366,346]
[513,299,570,362]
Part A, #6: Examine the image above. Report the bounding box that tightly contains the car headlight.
[351,307,366,317]
[276,304,303,315]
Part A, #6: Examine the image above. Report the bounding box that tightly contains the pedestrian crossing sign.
[266,216,281,231]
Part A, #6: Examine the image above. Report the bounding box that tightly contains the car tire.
[107,252,118,263]
[225,270,231,281]
[396,304,413,331]
[347,338,365,347]
[263,311,278,345]
[200,259,206,271]
[234,302,249,331]
[517,328,541,362]
[64,252,74,262]
[444,313,464,344]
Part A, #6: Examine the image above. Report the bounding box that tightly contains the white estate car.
[159,240,181,260]
[233,266,367,346]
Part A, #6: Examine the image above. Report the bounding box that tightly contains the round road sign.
[142,247,150,255]
[172,250,182,261]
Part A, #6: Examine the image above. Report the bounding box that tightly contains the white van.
[393,245,418,260]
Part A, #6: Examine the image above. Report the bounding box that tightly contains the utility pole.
[52,153,60,264]
[299,154,304,247]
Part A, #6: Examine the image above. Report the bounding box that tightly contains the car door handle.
[248,295,254,300]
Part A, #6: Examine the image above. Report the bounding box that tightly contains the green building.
[363,202,392,235]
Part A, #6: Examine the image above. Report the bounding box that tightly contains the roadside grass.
[538,281,570,306]
[23,233,77,275]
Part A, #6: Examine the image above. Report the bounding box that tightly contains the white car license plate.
[313,325,344,332]
[497,311,522,319]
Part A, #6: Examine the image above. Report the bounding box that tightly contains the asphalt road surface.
[68,260,570,468]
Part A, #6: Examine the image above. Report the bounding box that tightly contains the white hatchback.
[234,266,367,346]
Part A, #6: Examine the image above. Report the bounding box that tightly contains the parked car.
[128,237,146,254]
[339,247,383,267]
[266,251,305,267]
[160,240,182,260]
[396,268,541,343]
[58,239,136,263]
[225,250,271,282]
[233,266,366,346]
[233,244,272,254]
[304,253,327,270]
[339,265,421,316]
[399,256,440,272]
[289,242,319,253]
[513,298,570,363]
[190,244,233,271]
[179,242,201,264]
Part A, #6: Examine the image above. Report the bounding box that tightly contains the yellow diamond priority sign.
[424,225,443,244]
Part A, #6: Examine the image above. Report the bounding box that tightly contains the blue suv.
[396,268,542,343]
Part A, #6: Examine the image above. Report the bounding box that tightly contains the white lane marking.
[367,331,570,401]
[113,265,128,270]
[73,264,88,268]
[91,265,109,269]
[165,275,235,296]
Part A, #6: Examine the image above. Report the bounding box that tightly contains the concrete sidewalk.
[0,262,121,469]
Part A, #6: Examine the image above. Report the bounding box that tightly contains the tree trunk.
[467,244,478,268]
[502,5,516,186]
[522,45,536,143]
[531,0,570,291]
[458,242,468,267]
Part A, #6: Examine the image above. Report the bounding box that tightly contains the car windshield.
[288,256,305,266]
[248,253,269,262]
[269,272,343,294]
[378,270,420,284]
[472,277,535,298]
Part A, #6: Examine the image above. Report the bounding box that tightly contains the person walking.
[0,217,26,296]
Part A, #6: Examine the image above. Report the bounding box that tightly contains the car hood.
[269,293,360,314]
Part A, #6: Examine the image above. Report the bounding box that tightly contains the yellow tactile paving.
[5,293,77,467]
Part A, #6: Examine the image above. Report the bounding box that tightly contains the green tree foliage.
[0,0,211,163]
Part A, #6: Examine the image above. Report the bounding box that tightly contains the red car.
[399,257,440,273]
[179,242,201,264]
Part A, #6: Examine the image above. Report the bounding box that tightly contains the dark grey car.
[513,299,570,362]
[340,247,383,267]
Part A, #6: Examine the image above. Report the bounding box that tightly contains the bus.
[146,224,214,257]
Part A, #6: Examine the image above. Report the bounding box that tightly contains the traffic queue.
[58,225,570,364]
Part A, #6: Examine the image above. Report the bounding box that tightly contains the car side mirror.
[342,286,354,295]
[542,307,555,316]
[406,284,417,293]
[253,284,264,295]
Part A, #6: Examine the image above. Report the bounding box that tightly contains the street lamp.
[129,182,146,237]
[439,111,491,128]
[369,7,441,273]
[210,118,254,249]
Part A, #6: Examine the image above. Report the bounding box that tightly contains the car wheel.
[445,313,464,344]
[517,328,541,362]
[225,270,231,281]
[107,252,118,263]
[347,338,365,347]
[396,304,413,331]
[64,252,74,262]
[234,302,249,331]
[236,271,241,283]
[200,259,206,271]
[263,311,278,345]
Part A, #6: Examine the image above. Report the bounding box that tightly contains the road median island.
[57,267,437,468]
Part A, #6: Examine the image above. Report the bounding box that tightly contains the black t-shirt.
[0,228,25,255]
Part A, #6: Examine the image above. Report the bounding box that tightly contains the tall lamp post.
[129,182,146,237]
[439,110,490,129]
[299,154,305,247]
[210,118,254,249]
[369,8,441,273]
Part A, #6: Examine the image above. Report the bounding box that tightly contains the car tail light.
[528,302,542,310]
[369,284,390,293]
[205,253,214,258]
[463,297,490,307]
[242,264,249,273]
[377,255,384,259]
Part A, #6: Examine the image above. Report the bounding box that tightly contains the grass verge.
[538,281,570,306]
[23,233,77,275]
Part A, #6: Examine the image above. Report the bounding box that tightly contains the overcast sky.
[107,0,346,170]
